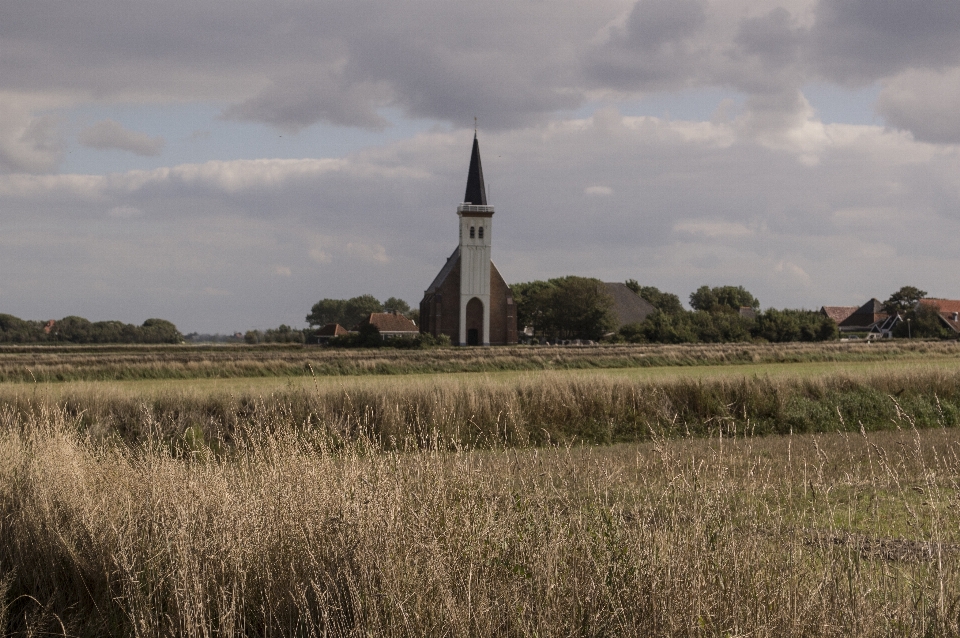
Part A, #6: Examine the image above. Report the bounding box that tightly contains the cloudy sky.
[3,0,960,333]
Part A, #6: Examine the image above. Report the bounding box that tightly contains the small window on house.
[478,226,484,239]
[470,226,475,238]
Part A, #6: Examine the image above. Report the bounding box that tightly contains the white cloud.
[673,220,754,238]
[78,119,165,156]
[585,185,613,196]
[344,242,390,264]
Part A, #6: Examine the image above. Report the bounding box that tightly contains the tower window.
[478,226,484,239]
[470,226,475,238]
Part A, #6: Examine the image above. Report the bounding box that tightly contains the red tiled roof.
[315,323,349,337]
[365,312,418,333]
[919,298,960,333]
[820,306,857,324]
[919,298,960,314]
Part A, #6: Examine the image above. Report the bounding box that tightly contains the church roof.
[463,134,487,205]
[424,247,460,294]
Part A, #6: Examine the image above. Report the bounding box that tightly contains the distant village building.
[362,311,419,339]
[837,299,889,332]
[603,282,656,329]
[419,134,518,346]
[820,306,858,325]
[918,298,960,334]
[312,323,350,343]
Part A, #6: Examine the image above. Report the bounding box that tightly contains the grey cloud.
[0,110,63,173]
[587,0,709,90]
[6,0,960,142]
[222,71,391,131]
[811,0,960,83]
[78,119,165,156]
[877,68,960,143]
[3,117,960,330]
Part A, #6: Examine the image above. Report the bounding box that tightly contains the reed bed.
[2,403,960,636]
[2,367,960,449]
[1,340,959,383]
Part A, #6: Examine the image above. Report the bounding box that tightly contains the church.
[419,134,518,346]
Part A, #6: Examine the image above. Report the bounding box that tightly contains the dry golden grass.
[2,399,960,636]
[2,365,960,449]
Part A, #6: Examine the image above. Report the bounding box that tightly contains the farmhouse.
[419,134,518,346]
[918,298,960,334]
[820,306,858,325]
[837,299,888,332]
[603,282,656,329]
[361,311,419,339]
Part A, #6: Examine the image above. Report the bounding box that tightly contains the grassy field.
[1,339,960,382]
[2,343,960,635]
[2,410,959,636]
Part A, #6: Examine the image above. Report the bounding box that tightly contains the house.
[838,299,889,332]
[819,306,857,325]
[917,298,960,334]
[603,282,656,329]
[419,133,519,346]
[868,314,901,339]
[312,323,350,344]
[362,312,419,339]
[738,307,757,321]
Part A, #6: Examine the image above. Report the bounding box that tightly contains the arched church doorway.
[466,297,484,345]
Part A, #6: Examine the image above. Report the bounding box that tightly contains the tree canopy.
[306,295,417,329]
[882,286,927,315]
[512,276,617,341]
[689,285,759,312]
[0,315,182,344]
[625,280,684,315]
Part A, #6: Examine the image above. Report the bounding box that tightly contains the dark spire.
[463,133,487,205]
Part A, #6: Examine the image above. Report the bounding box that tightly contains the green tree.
[892,303,953,339]
[550,277,617,340]
[512,277,616,340]
[139,318,182,344]
[619,313,697,344]
[626,280,684,315]
[383,297,411,314]
[511,280,554,335]
[305,299,347,327]
[883,286,927,315]
[690,285,759,312]
[306,295,384,328]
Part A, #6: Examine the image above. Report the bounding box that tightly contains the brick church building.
[419,134,518,346]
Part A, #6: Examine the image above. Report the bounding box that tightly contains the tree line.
[306,295,416,329]
[510,278,837,344]
[0,315,182,344]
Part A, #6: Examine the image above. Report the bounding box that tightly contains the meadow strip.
[2,366,959,449]
[0,340,959,382]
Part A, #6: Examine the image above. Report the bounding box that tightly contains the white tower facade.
[457,132,493,346]
[458,204,493,345]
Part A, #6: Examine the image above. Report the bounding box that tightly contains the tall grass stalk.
[2,404,959,636]
[4,367,960,449]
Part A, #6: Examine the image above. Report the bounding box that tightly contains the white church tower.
[457,133,494,345]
